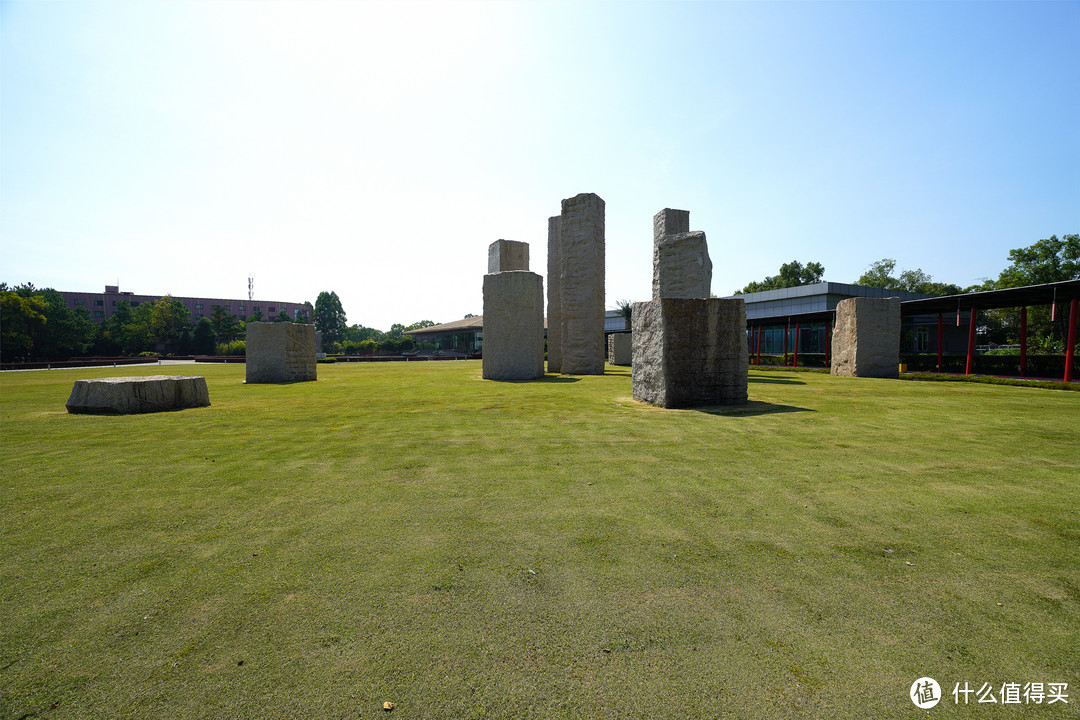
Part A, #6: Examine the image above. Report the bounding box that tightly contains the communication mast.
[248,275,254,302]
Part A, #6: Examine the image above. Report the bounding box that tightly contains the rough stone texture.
[558,192,605,375]
[608,332,632,366]
[482,271,545,380]
[831,297,901,378]
[631,298,748,407]
[66,375,210,414]
[246,321,318,383]
[487,239,530,274]
[653,208,690,242]
[546,216,563,373]
[653,231,712,300]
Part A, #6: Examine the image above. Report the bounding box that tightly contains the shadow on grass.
[491,375,582,384]
[694,400,813,417]
[748,375,806,385]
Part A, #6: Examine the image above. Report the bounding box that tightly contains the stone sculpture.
[632,298,748,407]
[482,269,545,380]
[66,376,210,414]
[831,296,901,378]
[546,216,563,374]
[631,208,746,407]
[557,192,606,375]
[652,209,712,300]
[246,322,318,383]
[488,239,529,274]
[608,332,632,366]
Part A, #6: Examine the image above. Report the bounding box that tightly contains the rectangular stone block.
[483,271,545,380]
[653,208,690,242]
[632,298,748,408]
[831,297,901,378]
[559,192,605,375]
[608,332,632,366]
[66,376,210,414]
[488,239,530,273]
[246,322,318,383]
[546,216,562,373]
[653,230,712,300]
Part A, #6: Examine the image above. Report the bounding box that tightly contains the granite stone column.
[558,192,605,375]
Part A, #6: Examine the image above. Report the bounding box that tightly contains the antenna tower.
[248,275,254,302]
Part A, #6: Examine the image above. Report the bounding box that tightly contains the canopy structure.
[743,279,1080,382]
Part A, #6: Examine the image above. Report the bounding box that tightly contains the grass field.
[1,361,1078,719]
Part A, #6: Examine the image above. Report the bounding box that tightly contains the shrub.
[215,340,246,356]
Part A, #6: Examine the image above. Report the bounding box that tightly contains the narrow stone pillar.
[559,192,605,375]
[482,271,545,380]
[830,297,901,378]
[632,298,748,407]
[546,216,563,373]
[488,239,529,273]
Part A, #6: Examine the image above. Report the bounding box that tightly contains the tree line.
[313,289,437,355]
[733,233,1078,350]
[0,284,310,363]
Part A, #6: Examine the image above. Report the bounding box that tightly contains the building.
[59,285,312,324]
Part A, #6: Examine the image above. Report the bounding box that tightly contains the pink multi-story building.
[59,285,312,323]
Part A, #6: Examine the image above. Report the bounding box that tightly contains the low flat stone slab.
[66,376,210,414]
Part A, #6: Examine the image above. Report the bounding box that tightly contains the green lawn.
[1,361,1078,719]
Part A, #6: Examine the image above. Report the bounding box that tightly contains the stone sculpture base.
[482,271,545,381]
[632,298,748,408]
[608,332,632,366]
[66,376,210,414]
[246,322,318,383]
[831,297,901,378]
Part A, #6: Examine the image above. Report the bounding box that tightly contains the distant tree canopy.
[734,261,825,294]
[995,234,1079,288]
[855,259,962,297]
[314,291,347,352]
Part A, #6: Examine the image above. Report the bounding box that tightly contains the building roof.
[900,279,1080,315]
[406,316,485,337]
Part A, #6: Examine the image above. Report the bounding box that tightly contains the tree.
[209,305,240,342]
[996,234,1079,288]
[314,291,347,352]
[0,291,47,362]
[248,308,265,322]
[735,260,825,294]
[856,259,961,296]
[405,320,436,332]
[191,318,217,355]
[147,296,192,346]
[614,300,633,331]
[986,234,1079,345]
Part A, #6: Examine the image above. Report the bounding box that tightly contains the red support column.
[936,313,944,372]
[965,308,977,375]
[793,323,800,368]
[1065,298,1078,384]
[1020,307,1028,377]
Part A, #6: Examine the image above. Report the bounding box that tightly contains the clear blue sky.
[3,0,1077,331]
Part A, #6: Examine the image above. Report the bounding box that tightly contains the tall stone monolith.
[558,192,605,375]
[831,296,901,378]
[246,322,317,383]
[483,270,545,381]
[546,216,563,373]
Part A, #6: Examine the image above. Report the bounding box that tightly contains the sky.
[2,0,1077,331]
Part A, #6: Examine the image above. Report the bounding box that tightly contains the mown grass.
[1,361,1078,719]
